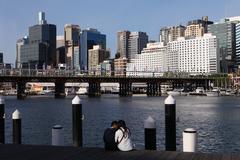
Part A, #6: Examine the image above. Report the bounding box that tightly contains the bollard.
[0,97,5,144]
[144,116,156,150]
[0,97,4,144]
[164,94,176,151]
[72,95,82,147]
[183,128,197,152]
[12,109,21,144]
[52,125,64,146]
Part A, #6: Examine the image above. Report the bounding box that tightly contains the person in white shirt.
[115,120,133,151]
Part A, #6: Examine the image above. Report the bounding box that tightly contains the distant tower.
[38,12,47,25]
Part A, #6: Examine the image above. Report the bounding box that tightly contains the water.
[3,95,240,153]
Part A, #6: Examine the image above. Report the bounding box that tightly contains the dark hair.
[111,121,118,127]
[118,120,131,138]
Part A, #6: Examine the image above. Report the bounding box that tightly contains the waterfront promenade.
[0,144,238,160]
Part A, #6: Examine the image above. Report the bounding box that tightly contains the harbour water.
[3,95,240,153]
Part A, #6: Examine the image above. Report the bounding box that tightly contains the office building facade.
[88,45,107,73]
[208,21,236,72]
[127,42,167,77]
[117,31,130,58]
[185,16,213,38]
[80,28,106,70]
[159,25,185,44]
[128,32,148,59]
[20,12,56,69]
[64,24,80,69]
[168,34,219,73]
[236,23,240,65]
[16,37,29,68]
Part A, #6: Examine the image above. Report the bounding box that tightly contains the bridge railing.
[0,69,226,79]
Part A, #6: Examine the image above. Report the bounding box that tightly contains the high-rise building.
[56,36,65,65]
[168,33,219,73]
[114,57,128,76]
[20,12,56,69]
[159,25,185,44]
[64,24,80,69]
[117,31,130,58]
[127,42,167,77]
[128,32,148,59]
[80,28,106,70]
[127,34,219,76]
[16,36,29,68]
[88,45,107,73]
[57,35,64,48]
[208,21,236,73]
[236,23,240,65]
[185,16,213,38]
[0,52,3,67]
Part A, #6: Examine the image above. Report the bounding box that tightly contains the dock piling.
[72,96,82,147]
[0,97,4,144]
[164,95,176,151]
[144,116,156,150]
[12,109,21,144]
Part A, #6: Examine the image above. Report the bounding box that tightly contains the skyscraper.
[117,31,130,58]
[0,52,3,67]
[20,12,56,69]
[128,32,148,59]
[16,36,29,68]
[159,25,185,44]
[88,45,107,72]
[236,23,240,65]
[56,36,65,65]
[80,28,106,70]
[208,21,236,73]
[185,16,213,38]
[64,24,80,69]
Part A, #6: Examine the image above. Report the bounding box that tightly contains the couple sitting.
[103,120,133,151]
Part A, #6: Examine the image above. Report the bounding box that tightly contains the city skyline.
[0,0,240,64]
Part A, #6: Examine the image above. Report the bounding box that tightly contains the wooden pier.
[0,144,239,160]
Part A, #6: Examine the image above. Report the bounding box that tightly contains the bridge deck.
[0,144,239,160]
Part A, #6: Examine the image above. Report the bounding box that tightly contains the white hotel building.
[126,33,219,76]
[126,42,167,77]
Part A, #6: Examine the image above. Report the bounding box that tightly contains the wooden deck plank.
[0,144,240,160]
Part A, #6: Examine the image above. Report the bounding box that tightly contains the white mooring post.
[183,128,197,152]
[52,125,64,146]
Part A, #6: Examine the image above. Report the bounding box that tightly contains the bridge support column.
[17,82,26,100]
[119,82,132,97]
[55,81,66,98]
[147,82,161,96]
[88,82,101,97]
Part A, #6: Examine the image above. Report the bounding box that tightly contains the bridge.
[0,69,226,99]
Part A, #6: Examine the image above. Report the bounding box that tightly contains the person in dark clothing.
[103,121,119,151]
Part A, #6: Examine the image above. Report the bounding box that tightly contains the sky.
[0,0,240,64]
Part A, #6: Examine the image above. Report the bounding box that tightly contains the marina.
[2,95,240,153]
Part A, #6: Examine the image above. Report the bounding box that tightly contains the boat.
[167,89,181,96]
[225,89,236,96]
[76,87,88,95]
[111,87,119,94]
[189,87,206,96]
[206,87,220,97]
